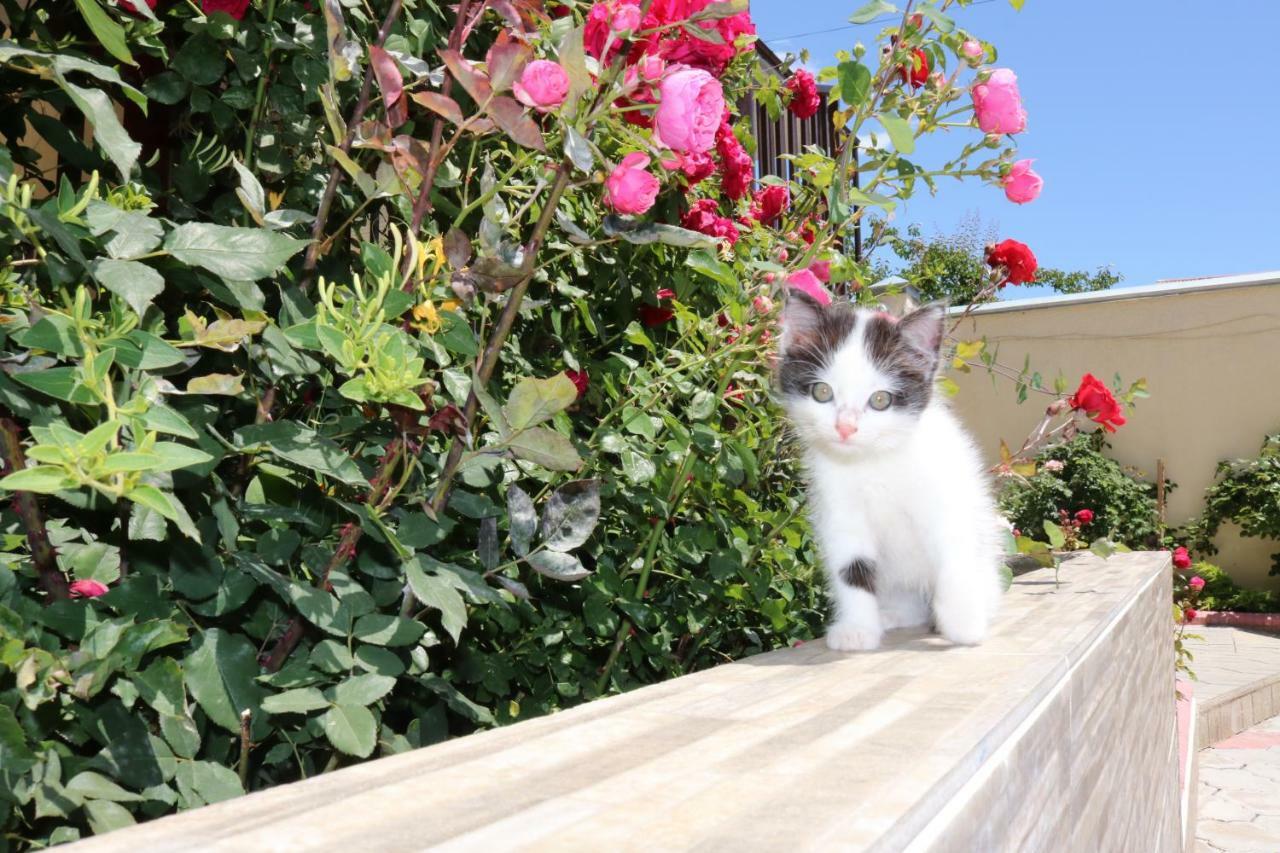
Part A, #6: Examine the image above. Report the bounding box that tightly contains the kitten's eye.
[868,390,894,411]
[810,382,834,403]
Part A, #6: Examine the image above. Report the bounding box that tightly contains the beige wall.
[949,277,1280,590]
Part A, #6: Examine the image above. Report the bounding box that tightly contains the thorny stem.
[0,413,69,602]
[242,0,280,169]
[238,709,253,789]
[300,0,405,290]
[409,0,476,232]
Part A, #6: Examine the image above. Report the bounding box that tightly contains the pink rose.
[753,295,774,315]
[70,579,110,598]
[972,68,1026,135]
[639,54,666,82]
[1003,159,1043,204]
[1183,608,1198,623]
[1074,508,1094,525]
[513,60,569,112]
[808,260,831,283]
[606,152,660,214]
[655,65,724,155]
[1188,576,1205,591]
[1172,546,1192,570]
[611,3,642,32]
[961,39,983,60]
[786,269,832,306]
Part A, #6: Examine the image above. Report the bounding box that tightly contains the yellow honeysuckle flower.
[411,300,442,334]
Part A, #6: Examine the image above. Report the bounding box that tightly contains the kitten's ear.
[780,289,825,352]
[898,303,946,356]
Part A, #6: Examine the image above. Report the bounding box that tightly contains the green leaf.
[557,27,593,118]
[86,201,163,260]
[73,0,135,66]
[103,331,185,370]
[163,224,307,282]
[602,216,719,249]
[11,367,95,403]
[84,800,137,835]
[159,715,200,759]
[261,688,329,715]
[235,421,366,486]
[173,761,242,807]
[139,404,198,440]
[93,259,164,318]
[563,126,594,173]
[540,480,600,552]
[404,558,467,643]
[352,613,425,647]
[849,0,895,24]
[65,771,144,803]
[98,452,162,474]
[321,704,377,757]
[507,427,582,471]
[56,77,140,181]
[527,551,590,582]
[998,563,1013,592]
[880,114,915,155]
[503,374,578,431]
[149,442,215,472]
[0,466,76,493]
[506,485,537,556]
[185,373,244,396]
[330,673,396,707]
[183,628,265,734]
[15,315,83,357]
[837,61,872,107]
[1043,520,1066,549]
[125,485,201,542]
[685,250,736,287]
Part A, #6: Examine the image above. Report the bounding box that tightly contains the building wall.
[950,276,1280,590]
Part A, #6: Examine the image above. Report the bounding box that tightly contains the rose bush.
[0,0,1143,843]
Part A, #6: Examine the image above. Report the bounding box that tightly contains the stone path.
[1186,626,1280,701]
[1196,714,1280,852]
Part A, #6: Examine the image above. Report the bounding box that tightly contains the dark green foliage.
[999,434,1169,547]
[1188,562,1280,613]
[1187,432,1280,576]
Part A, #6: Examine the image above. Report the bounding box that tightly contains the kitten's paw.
[935,610,989,646]
[825,622,882,652]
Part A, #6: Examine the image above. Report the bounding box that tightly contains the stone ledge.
[68,553,1178,852]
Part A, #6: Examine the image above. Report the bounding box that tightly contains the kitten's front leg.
[930,527,998,646]
[826,556,883,652]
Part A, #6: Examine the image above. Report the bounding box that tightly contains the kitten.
[777,292,1004,651]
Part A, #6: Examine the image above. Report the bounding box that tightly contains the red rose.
[808,260,831,282]
[715,120,753,200]
[1183,608,1197,623]
[202,0,251,19]
[1172,546,1192,570]
[1074,509,1094,525]
[120,0,157,15]
[785,69,821,120]
[638,305,675,327]
[565,369,589,398]
[69,579,109,598]
[899,47,930,89]
[1068,373,1127,433]
[752,185,790,225]
[985,238,1037,285]
[680,198,738,244]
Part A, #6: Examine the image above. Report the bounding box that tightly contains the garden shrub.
[1186,562,1280,613]
[0,0,1137,845]
[1185,432,1280,576]
[999,433,1170,548]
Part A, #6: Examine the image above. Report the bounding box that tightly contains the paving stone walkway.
[1196,714,1280,852]
[1186,626,1280,701]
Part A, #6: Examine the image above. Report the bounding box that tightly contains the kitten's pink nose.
[836,419,858,441]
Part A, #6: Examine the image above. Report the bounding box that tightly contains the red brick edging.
[1188,611,1280,631]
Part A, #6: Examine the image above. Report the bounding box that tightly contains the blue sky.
[751,0,1280,297]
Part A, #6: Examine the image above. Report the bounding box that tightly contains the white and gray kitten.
[778,292,1004,651]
